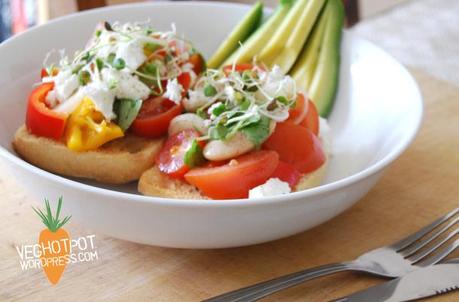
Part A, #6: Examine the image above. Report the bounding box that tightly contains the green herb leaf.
[204,84,218,97]
[113,98,143,131]
[183,139,206,168]
[211,103,226,117]
[276,96,289,105]
[107,53,116,65]
[95,30,102,37]
[209,124,229,140]
[242,115,271,146]
[79,70,91,86]
[96,58,104,71]
[144,42,161,53]
[112,58,126,70]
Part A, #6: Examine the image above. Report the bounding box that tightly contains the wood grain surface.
[1,69,458,301]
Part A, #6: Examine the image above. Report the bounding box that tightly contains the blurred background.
[0,0,458,85]
[0,0,406,41]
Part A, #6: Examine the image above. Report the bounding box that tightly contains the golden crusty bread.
[138,166,208,200]
[138,155,329,200]
[13,125,163,184]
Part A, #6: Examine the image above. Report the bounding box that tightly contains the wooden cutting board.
[1,69,458,301]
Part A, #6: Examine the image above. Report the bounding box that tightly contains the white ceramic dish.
[0,2,422,248]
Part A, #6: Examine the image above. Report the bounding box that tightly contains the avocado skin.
[207,1,263,69]
[291,0,344,118]
[222,0,295,67]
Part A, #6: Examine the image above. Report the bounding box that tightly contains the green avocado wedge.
[305,0,344,117]
[222,0,295,67]
[207,1,263,69]
[290,2,330,95]
[259,0,326,74]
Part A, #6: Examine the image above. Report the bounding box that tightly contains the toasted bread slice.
[13,125,163,184]
[138,156,329,200]
[138,166,208,199]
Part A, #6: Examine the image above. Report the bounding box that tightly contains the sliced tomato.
[288,93,308,125]
[131,96,183,138]
[263,121,325,174]
[26,82,67,140]
[177,72,191,93]
[222,63,254,74]
[271,161,301,189]
[189,53,205,75]
[299,99,320,136]
[156,129,204,179]
[184,150,279,199]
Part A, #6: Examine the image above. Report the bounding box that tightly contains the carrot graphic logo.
[32,197,72,285]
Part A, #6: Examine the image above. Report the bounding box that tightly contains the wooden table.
[1,69,458,301]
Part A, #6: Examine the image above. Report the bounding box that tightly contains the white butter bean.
[168,113,208,135]
[204,132,255,161]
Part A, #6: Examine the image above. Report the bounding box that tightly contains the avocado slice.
[222,0,295,67]
[259,0,326,73]
[207,1,263,69]
[306,0,344,117]
[290,3,330,93]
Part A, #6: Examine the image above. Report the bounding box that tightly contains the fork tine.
[417,238,459,267]
[399,217,459,257]
[390,208,459,251]
[409,228,459,263]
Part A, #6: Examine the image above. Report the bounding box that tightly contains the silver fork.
[204,208,459,302]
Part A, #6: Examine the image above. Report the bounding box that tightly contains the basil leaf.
[114,98,143,131]
[183,139,206,168]
[242,116,271,146]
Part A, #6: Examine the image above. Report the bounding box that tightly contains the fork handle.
[203,262,352,302]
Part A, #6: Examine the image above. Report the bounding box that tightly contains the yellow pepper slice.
[65,97,124,152]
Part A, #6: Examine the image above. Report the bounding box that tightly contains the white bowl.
[0,2,422,248]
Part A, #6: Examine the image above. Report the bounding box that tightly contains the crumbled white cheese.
[260,66,296,101]
[164,78,183,104]
[249,178,291,199]
[102,68,150,101]
[116,39,147,71]
[49,69,80,103]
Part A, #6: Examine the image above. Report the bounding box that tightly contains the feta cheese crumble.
[249,178,291,199]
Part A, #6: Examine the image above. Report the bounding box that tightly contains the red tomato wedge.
[299,99,320,136]
[263,122,325,174]
[177,72,191,93]
[189,53,205,75]
[131,96,183,138]
[271,161,301,189]
[156,129,204,179]
[26,82,67,140]
[288,93,308,125]
[184,150,279,199]
[222,63,254,74]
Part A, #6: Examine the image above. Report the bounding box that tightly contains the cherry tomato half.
[25,82,67,140]
[270,161,301,189]
[156,129,204,179]
[184,150,279,199]
[299,98,320,136]
[263,121,325,174]
[130,96,183,138]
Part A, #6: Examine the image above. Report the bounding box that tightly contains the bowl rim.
[0,1,424,207]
